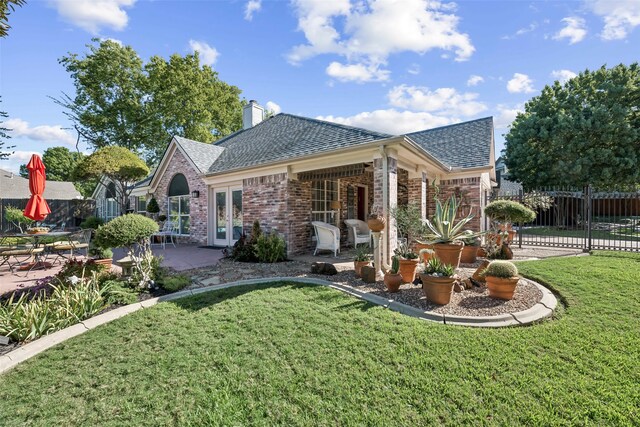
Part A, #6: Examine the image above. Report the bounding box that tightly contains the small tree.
[146,197,160,216]
[74,146,149,216]
[484,200,536,227]
[4,205,33,232]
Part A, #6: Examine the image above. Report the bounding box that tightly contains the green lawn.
[1,252,639,426]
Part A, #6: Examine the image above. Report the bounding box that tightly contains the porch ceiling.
[297,163,368,181]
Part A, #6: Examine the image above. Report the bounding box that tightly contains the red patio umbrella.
[23,154,51,221]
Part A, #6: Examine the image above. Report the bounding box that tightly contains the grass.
[1,251,639,425]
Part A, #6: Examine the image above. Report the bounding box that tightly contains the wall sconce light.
[191,190,200,199]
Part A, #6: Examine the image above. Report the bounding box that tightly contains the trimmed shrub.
[94,214,159,250]
[160,275,190,292]
[146,197,160,214]
[485,200,536,224]
[254,233,287,263]
[483,261,518,278]
[79,216,104,230]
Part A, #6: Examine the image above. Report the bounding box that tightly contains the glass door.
[214,190,227,246]
[212,187,243,247]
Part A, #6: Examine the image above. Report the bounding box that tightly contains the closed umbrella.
[23,154,51,221]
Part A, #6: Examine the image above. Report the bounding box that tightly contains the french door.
[211,186,243,247]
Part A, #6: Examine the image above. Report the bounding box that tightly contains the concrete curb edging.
[0,276,558,375]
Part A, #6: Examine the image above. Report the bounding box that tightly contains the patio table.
[2,231,71,272]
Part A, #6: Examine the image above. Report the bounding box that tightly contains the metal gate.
[493,186,640,252]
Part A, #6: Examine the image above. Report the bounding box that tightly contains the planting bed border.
[0,276,557,374]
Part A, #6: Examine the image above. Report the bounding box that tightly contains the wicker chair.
[344,219,372,248]
[311,221,341,257]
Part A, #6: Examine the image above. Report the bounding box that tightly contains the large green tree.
[74,146,149,216]
[0,0,25,38]
[56,39,243,164]
[505,63,640,189]
[0,98,15,160]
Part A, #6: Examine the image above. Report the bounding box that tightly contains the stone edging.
[0,276,557,375]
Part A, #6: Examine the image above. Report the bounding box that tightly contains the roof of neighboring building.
[174,135,226,174]
[498,178,523,195]
[207,113,392,174]
[405,117,493,169]
[0,169,83,200]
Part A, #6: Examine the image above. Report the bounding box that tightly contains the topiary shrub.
[146,197,160,214]
[485,200,536,225]
[79,216,104,230]
[94,214,159,250]
[254,233,286,263]
[483,260,518,278]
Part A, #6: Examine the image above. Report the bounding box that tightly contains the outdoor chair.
[151,221,179,249]
[46,229,91,263]
[1,245,46,275]
[311,221,341,257]
[344,219,372,248]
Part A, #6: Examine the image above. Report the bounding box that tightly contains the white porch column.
[373,149,398,268]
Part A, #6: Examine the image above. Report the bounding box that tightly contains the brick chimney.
[242,100,265,130]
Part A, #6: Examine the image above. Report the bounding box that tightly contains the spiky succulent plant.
[483,261,518,278]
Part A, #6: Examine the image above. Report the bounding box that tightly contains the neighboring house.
[95,101,497,263]
[495,156,523,196]
[0,168,87,231]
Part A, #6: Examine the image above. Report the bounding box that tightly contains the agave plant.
[422,195,482,244]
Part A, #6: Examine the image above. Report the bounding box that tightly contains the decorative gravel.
[186,257,543,318]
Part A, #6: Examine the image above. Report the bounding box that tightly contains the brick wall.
[407,172,427,219]
[153,148,208,244]
[337,172,374,244]
[242,173,289,239]
[428,177,482,231]
[398,168,409,206]
[286,179,312,254]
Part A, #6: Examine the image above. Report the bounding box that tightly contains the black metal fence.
[493,186,640,252]
[0,199,95,233]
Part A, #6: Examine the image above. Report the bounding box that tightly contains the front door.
[357,186,366,221]
[212,186,243,247]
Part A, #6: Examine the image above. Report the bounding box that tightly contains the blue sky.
[1,0,639,173]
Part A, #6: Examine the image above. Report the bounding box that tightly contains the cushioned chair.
[1,245,45,275]
[46,229,92,263]
[151,221,179,249]
[344,219,372,248]
[311,221,341,257]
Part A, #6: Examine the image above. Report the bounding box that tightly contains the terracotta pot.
[367,218,386,232]
[384,273,402,292]
[93,258,113,270]
[507,230,517,243]
[414,243,434,263]
[433,242,464,269]
[460,245,479,264]
[471,260,490,283]
[486,276,519,300]
[354,260,369,278]
[398,258,419,283]
[487,232,502,247]
[420,274,455,305]
[477,247,488,258]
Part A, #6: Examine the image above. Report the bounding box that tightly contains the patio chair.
[311,221,341,257]
[46,229,92,263]
[151,221,179,249]
[344,219,372,248]
[1,245,46,275]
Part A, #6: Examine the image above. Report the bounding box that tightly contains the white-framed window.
[137,197,147,213]
[167,173,190,235]
[97,182,119,222]
[311,180,339,223]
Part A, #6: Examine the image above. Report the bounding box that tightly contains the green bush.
[101,280,139,305]
[94,214,159,250]
[160,275,190,292]
[146,197,160,214]
[254,233,287,263]
[485,200,536,224]
[483,261,518,278]
[88,243,113,259]
[79,216,104,230]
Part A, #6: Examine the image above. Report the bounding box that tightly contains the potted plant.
[146,197,160,219]
[484,200,536,244]
[482,260,520,300]
[88,242,113,269]
[422,195,482,269]
[353,245,371,278]
[394,242,420,283]
[390,203,425,282]
[419,258,456,305]
[460,230,481,264]
[367,206,386,232]
[384,256,402,292]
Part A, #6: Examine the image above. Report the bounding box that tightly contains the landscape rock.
[360,266,376,283]
[311,262,338,275]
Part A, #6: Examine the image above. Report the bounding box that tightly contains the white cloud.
[4,118,76,146]
[494,104,524,129]
[288,0,474,81]
[467,74,484,86]
[317,109,456,135]
[553,17,587,44]
[407,63,420,75]
[2,150,40,174]
[507,73,535,94]
[50,0,136,34]
[188,40,219,66]
[502,22,538,40]
[387,85,487,116]
[100,37,123,46]
[326,61,390,83]
[587,0,640,40]
[550,69,577,83]
[244,0,262,21]
[265,101,281,114]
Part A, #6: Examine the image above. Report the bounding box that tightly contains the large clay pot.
[477,247,488,258]
[420,274,455,305]
[398,258,419,283]
[367,218,386,232]
[354,261,369,278]
[507,230,517,243]
[433,242,464,269]
[486,276,519,300]
[93,258,113,270]
[384,273,402,292]
[460,245,478,264]
[414,243,434,263]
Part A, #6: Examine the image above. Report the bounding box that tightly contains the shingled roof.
[405,117,493,169]
[207,114,391,174]
[174,136,225,174]
[0,169,82,200]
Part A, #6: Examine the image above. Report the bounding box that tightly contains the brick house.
[98,101,496,264]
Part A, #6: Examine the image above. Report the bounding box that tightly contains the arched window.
[167,174,190,235]
[99,182,118,221]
